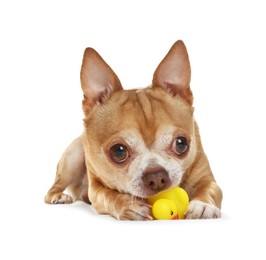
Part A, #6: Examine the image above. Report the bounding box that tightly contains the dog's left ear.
[152,40,193,105]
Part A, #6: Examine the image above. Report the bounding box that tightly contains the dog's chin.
[129,182,175,199]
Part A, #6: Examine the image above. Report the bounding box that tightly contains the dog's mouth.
[143,182,173,198]
[130,181,174,199]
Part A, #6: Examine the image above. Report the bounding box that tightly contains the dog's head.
[81,41,197,198]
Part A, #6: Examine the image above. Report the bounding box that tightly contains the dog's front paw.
[118,200,152,221]
[185,200,221,219]
[45,192,73,204]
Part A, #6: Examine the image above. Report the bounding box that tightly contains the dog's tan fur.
[45,40,222,220]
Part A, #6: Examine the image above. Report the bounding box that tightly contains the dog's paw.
[185,200,221,219]
[117,200,153,221]
[45,193,73,204]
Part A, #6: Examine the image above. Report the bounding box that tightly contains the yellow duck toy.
[147,186,189,220]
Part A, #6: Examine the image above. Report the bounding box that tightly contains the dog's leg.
[185,181,222,219]
[181,153,223,219]
[88,175,152,220]
[45,135,88,204]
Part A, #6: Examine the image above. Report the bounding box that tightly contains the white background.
[0,0,265,259]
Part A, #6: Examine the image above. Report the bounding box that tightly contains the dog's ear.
[80,48,123,114]
[152,40,193,105]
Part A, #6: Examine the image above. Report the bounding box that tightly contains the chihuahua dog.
[45,40,222,220]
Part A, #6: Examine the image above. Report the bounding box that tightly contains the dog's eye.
[173,137,188,156]
[110,144,129,163]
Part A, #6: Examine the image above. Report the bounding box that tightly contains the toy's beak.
[172,214,179,220]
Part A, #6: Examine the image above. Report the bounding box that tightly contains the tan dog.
[45,40,222,220]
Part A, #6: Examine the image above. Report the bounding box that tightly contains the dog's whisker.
[105,179,118,185]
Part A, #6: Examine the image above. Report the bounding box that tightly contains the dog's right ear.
[80,48,123,114]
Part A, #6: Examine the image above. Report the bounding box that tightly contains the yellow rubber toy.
[147,186,189,220]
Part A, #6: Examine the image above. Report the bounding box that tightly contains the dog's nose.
[142,166,170,192]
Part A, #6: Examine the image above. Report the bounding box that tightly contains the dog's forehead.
[89,87,193,144]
